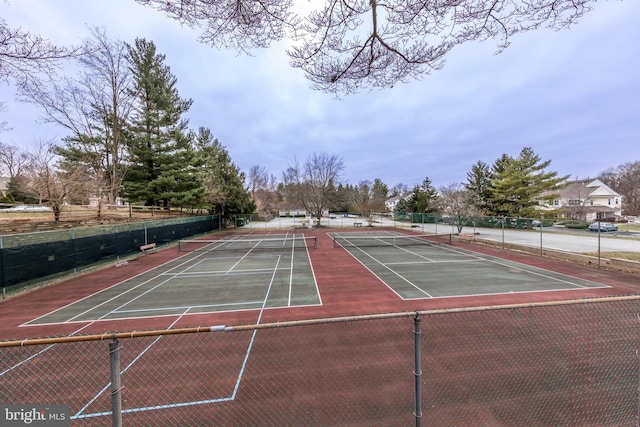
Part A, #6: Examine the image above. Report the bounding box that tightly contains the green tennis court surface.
[26,235,320,325]
[330,232,609,299]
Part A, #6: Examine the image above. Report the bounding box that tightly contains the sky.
[1,0,639,190]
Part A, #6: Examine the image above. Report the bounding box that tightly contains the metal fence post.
[109,337,123,427]
[539,223,543,257]
[414,313,422,427]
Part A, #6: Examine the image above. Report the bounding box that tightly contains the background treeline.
[0,30,638,224]
[246,149,639,224]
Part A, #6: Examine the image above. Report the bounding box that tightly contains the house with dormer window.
[537,179,622,221]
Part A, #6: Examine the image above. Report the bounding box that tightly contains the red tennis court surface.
[2,228,640,426]
[1,228,638,341]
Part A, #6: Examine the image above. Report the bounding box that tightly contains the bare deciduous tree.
[248,164,279,215]
[19,28,134,204]
[135,0,301,53]
[23,140,95,221]
[600,161,640,216]
[282,152,344,224]
[439,182,477,233]
[137,0,598,94]
[0,16,85,85]
[248,165,269,195]
[349,180,376,226]
[0,141,29,177]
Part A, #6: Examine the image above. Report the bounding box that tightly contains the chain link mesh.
[2,297,639,426]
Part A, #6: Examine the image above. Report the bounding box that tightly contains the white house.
[0,176,9,197]
[537,179,622,221]
[385,195,407,212]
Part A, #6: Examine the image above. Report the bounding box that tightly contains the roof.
[540,179,621,199]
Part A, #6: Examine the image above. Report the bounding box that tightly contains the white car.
[1,205,52,212]
[588,222,618,232]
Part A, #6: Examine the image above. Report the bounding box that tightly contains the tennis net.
[178,235,317,253]
[332,233,452,248]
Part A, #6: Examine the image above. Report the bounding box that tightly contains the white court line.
[425,242,611,289]
[114,301,265,314]
[385,259,484,266]
[73,312,189,419]
[225,241,262,274]
[340,243,433,298]
[23,241,225,326]
[331,231,609,299]
[164,268,276,277]
[288,237,295,306]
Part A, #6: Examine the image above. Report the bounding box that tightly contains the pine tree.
[464,161,494,214]
[194,127,254,218]
[490,147,568,217]
[405,177,439,213]
[123,38,200,208]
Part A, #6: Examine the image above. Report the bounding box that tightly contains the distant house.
[0,176,9,197]
[385,195,407,212]
[537,179,622,221]
[278,207,308,217]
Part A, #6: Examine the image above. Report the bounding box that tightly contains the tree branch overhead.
[133,0,594,95]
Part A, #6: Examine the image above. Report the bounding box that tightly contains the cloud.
[1,0,639,189]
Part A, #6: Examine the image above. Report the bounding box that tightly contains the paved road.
[387,221,640,254]
[455,226,639,254]
[245,216,639,254]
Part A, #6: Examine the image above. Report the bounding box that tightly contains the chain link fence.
[2,296,639,426]
[0,215,220,295]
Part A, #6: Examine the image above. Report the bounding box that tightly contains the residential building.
[385,195,406,212]
[0,177,9,197]
[537,179,622,221]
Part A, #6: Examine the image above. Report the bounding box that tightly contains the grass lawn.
[619,223,640,232]
[584,252,640,262]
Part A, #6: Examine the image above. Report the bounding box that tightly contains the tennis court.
[25,234,320,326]
[330,231,610,299]
[3,229,636,426]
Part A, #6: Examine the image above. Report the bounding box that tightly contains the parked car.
[588,222,618,232]
[0,205,52,212]
[531,220,542,228]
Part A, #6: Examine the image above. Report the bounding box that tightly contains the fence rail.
[2,295,639,426]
